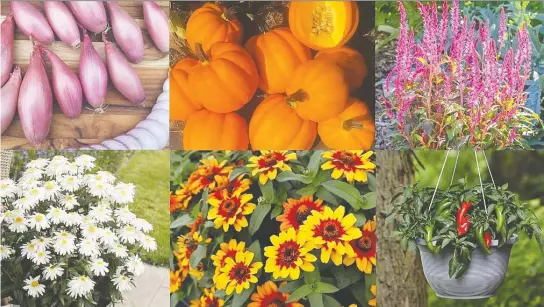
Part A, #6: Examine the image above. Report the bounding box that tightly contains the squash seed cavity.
[312,5,334,37]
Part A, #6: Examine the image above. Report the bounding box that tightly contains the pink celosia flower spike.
[498,7,506,52]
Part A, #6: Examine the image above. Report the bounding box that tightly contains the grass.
[116,151,170,267]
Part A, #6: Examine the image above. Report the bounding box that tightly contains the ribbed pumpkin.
[289,1,359,50]
[244,28,311,94]
[170,59,202,121]
[286,60,349,122]
[318,99,375,149]
[249,94,317,150]
[183,109,249,150]
[315,46,367,91]
[188,42,259,113]
[185,3,243,53]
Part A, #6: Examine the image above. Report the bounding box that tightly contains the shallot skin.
[143,1,169,53]
[1,15,14,87]
[43,2,81,48]
[79,30,108,108]
[1,66,22,134]
[41,46,83,119]
[18,48,53,145]
[10,2,54,44]
[103,36,145,104]
[66,1,108,34]
[106,2,144,64]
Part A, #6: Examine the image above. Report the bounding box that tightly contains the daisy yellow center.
[45,182,54,189]
[37,252,44,257]
[35,215,43,221]
[15,217,23,223]
[89,226,96,232]
[80,277,87,282]
[67,177,74,182]
[31,189,38,195]
[229,263,250,283]
[1,184,7,188]
[358,236,373,251]
[31,281,39,287]
[66,196,73,201]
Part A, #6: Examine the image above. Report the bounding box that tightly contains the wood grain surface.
[0,1,169,149]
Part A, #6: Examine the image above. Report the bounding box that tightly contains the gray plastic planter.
[417,236,518,299]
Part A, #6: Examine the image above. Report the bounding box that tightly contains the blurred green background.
[414,150,544,307]
[8,150,169,267]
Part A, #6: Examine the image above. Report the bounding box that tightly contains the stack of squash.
[171,1,375,150]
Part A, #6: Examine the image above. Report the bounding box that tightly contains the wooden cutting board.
[0,1,169,149]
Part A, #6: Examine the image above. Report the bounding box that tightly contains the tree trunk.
[376,151,427,307]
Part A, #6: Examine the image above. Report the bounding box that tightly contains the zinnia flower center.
[267,301,284,307]
[295,205,311,224]
[358,235,373,251]
[260,155,279,168]
[221,199,238,216]
[278,242,300,265]
[320,220,343,240]
[230,263,250,282]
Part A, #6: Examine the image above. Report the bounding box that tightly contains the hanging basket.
[417,235,518,299]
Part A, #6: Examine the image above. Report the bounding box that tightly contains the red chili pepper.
[484,231,492,249]
[456,201,471,236]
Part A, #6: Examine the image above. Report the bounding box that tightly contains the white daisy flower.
[59,194,79,210]
[99,228,118,247]
[26,158,49,169]
[53,237,76,256]
[118,226,141,245]
[43,264,64,281]
[87,181,112,198]
[67,275,95,298]
[23,276,45,298]
[58,175,81,192]
[13,196,38,212]
[46,156,69,177]
[115,206,136,224]
[109,243,129,258]
[125,255,145,276]
[112,273,132,292]
[81,224,103,240]
[17,176,40,190]
[32,250,51,265]
[111,183,135,204]
[64,212,83,227]
[28,213,50,231]
[2,210,15,224]
[89,205,113,223]
[78,238,99,257]
[96,171,116,184]
[0,245,15,260]
[21,167,43,180]
[139,235,157,252]
[9,214,28,233]
[42,181,60,200]
[31,237,52,252]
[66,162,81,175]
[46,207,67,224]
[90,258,109,276]
[75,155,95,170]
[131,218,153,233]
[21,242,38,259]
[26,186,45,203]
[0,179,17,199]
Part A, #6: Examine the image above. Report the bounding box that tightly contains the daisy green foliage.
[0,155,157,306]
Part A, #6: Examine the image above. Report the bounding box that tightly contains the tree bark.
[376,151,428,307]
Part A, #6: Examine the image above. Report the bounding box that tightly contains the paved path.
[117,264,169,307]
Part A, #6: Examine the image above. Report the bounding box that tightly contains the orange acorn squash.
[185,3,243,53]
[188,42,259,113]
[183,109,249,150]
[289,1,359,50]
[170,59,202,121]
[318,99,375,149]
[249,94,317,150]
[315,46,367,91]
[286,60,349,122]
[245,28,312,94]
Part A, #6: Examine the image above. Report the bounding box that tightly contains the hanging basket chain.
[428,149,451,212]
[449,150,461,186]
[482,150,496,188]
[475,151,488,214]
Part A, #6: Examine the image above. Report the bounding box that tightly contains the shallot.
[18,47,53,144]
[66,1,107,33]
[105,2,144,63]
[1,67,22,134]
[40,46,82,119]
[43,2,81,47]
[103,34,145,104]
[142,1,169,53]
[1,15,14,87]
[79,29,108,108]
[10,2,54,44]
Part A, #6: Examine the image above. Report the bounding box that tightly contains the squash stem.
[194,43,209,64]
[343,116,365,131]
[286,89,308,108]
[222,7,236,21]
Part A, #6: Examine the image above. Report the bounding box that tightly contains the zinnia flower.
[276,196,324,231]
[299,206,362,265]
[264,228,317,280]
[248,281,303,307]
[207,190,256,232]
[211,239,246,278]
[170,270,182,293]
[247,151,296,184]
[321,150,375,183]
[171,184,192,213]
[187,156,232,194]
[189,262,205,280]
[214,174,251,196]
[190,287,224,307]
[175,232,210,272]
[344,217,376,274]
[215,251,263,295]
